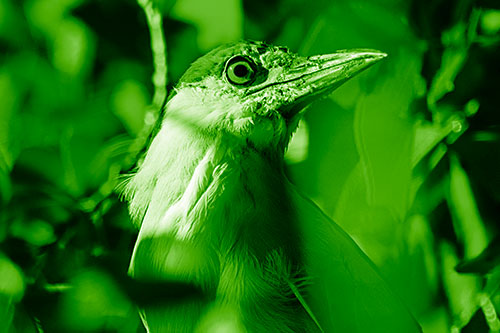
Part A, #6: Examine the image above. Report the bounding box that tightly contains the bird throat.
[125,115,310,330]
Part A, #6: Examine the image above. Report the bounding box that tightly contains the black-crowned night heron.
[123,40,420,332]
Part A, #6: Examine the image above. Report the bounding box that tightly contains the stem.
[81,1,168,209]
[137,0,168,112]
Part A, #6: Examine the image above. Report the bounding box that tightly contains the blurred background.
[1,0,500,331]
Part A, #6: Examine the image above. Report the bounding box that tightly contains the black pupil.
[233,64,249,77]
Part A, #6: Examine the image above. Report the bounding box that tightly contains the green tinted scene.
[1,0,500,332]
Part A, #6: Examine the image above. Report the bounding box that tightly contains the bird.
[122,40,421,332]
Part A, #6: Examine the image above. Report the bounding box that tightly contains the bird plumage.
[123,40,421,332]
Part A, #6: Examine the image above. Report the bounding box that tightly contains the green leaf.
[481,10,500,35]
[60,270,136,331]
[0,254,24,301]
[111,80,149,136]
[171,0,243,50]
[441,241,481,329]
[427,9,480,111]
[285,119,309,164]
[51,18,95,77]
[10,219,57,247]
[292,187,422,333]
[448,154,489,259]
[0,254,25,332]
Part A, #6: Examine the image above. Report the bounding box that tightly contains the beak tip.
[365,50,388,62]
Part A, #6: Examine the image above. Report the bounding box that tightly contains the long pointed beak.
[290,50,387,93]
[248,49,387,118]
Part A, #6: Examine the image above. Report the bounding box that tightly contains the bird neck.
[126,116,299,258]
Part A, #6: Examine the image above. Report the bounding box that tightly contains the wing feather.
[291,185,422,332]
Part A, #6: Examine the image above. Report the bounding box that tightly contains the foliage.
[0,0,499,331]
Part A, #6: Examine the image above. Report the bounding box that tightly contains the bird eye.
[225,56,256,85]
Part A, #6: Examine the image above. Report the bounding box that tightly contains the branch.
[137,0,168,111]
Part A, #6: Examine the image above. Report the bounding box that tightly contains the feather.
[290,185,422,332]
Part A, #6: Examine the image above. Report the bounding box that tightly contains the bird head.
[123,41,387,307]
[165,40,386,152]
[122,40,387,234]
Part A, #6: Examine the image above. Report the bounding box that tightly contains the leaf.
[0,72,16,204]
[110,80,149,136]
[51,18,95,77]
[170,0,243,50]
[333,48,424,237]
[152,0,177,14]
[441,241,482,329]
[481,9,500,35]
[0,254,25,301]
[285,119,309,164]
[427,9,481,111]
[10,219,57,247]
[448,154,489,259]
[0,253,25,333]
[292,186,422,333]
[60,270,136,331]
